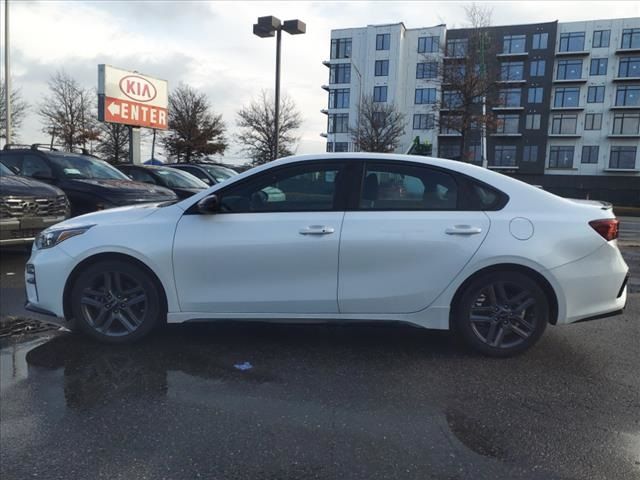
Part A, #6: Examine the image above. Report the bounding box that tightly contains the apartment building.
[322,18,640,205]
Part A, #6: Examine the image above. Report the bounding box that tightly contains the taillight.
[589,218,619,241]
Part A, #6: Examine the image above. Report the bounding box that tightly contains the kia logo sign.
[119,75,157,103]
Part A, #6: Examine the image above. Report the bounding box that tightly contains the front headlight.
[35,225,95,250]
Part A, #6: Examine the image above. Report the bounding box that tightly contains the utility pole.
[480,30,488,169]
[4,0,11,146]
[274,27,281,161]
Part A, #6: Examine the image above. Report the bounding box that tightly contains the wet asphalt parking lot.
[0,218,639,480]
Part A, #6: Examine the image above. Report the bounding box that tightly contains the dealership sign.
[98,65,168,129]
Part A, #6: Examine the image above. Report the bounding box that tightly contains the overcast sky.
[4,0,640,164]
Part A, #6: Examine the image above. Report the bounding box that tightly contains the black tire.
[452,271,549,357]
[69,259,164,344]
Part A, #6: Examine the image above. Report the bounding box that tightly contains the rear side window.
[360,162,458,210]
[466,181,508,210]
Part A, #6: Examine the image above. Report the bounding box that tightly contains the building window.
[375,60,389,76]
[621,28,640,49]
[492,145,517,166]
[439,115,462,134]
[618,57,640,78]
[549,146,575,168]
[615,85,640,106]
[376,33,390,50]
[581,145,599,164]
[418,35,439,53]
[446,38,468,57]
[530,60,546,76]
[551,114,578,134]
[502,35,526,54]
[528,87,544,104]
[554,87,580,108]
[373,86,388,102]
[587,86,605,103]
[334,142,349,152]
[415,88,437,104]
[467,143,482,163]
[439,143,461,160]
[498,88,522,107]
[592,30,610,48]
[610,146,637,169]
[416,62,438,79]
[326,142,334,152]
[328,88,350,109]
[496,114,520,134]
[584,113,603,130]
[442,90,463,109]
[328,113,349,133]
[557,59,583,80]
[500,61,524,81]
[413,114,434,130]
[532,33,548,49]
[330,64,351,84]
[330,38,352,59]
[612,113,640,135]
[444,64,465,82]
[559,32,585,52]
[525,113,541,129]
[523,145,538,162]
[590,58,608,76]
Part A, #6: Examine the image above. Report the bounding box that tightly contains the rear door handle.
[299,225,335,235]
[445,225,483,235]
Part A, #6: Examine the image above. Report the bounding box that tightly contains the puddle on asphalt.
[0,335,59,391]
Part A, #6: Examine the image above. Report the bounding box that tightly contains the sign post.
[98,65,168,163]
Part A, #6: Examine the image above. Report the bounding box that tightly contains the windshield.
[0,163,14,176]
[49,155,129,180]
[202,165,238,183]
[154,168,208,189]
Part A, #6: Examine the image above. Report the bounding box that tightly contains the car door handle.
[299,225,335,235]
[445,225,483,235]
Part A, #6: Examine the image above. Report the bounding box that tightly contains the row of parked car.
[0,144,241,246]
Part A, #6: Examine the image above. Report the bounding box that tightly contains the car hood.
[50,202,168,229]
[0,175,65,197]
[59,178,177,202]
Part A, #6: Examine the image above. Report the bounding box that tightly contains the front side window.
[523,145,538,162]
[530,60,546,76]
[557,59,583,80]
[532,33,548,49]
[414,88,436,104]
[446,38,468,57]
[375,60,389,76]
[618,57,640,78]
[360,162,458,210]
[496,114,520,134]
[413,114,434,130]
[416,62,438,79]
[581,145,599,164]
[376,33,390,51]
[584,113,603,130]
[612,113,640,135]
[551,114,578,134]
[593,30,610,48]
[498,88,522,107]
[559,32,585,52]
[220,163,346,213]
[330,64,351,84]
[549,146,574,168]
[554,87,580,108]
[492,145,517,167]
[418,35,439,53]
[525,113,541,129]
[331,38,352,59]
[590,58,608,76]
[615,85,640,106]
[373,86,388,102]
[528,87,543,104]
[621,28,640,49]
[609,146,637,169]
[587,85,605,103]
[503,35,526,54]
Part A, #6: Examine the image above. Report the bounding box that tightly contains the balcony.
[490,133,523,137]
[320,133,328,138]
[613,76,640,82]
[496,51,528,59]
[437,132,461,137]
[550,105,584,111]
[492,105,524,111]
[615,47,640,55]
[495,79,527,85]
[548,133,581,138]
[607,133,640,138]
[321,84,330,91]
[553,77,588,84]
[320,109,328,115]
[555,50,590,57]
[488,165,519,170]
[322,60,331,67]
[610,104,640,110]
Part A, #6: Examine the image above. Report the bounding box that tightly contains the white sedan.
[25,153,629,356]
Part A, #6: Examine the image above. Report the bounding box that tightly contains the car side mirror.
[197,194,220,214]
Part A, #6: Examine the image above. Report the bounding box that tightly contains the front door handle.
[445,225,483,235]
[299,225,335,235]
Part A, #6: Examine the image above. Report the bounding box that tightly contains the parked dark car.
[164,162,239,186]
[0,146,178,216]
[115,164,208,199]
[0,162,69,246]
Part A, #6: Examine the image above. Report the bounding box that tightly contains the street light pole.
[253,16,306,161]
[4,0,11,146]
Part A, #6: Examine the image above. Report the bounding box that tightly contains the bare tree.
[235,90,302,165]
[163,84,226,163]
[0,82,29,143]
[350,95,406,153]
[96,123,129,164]
[38,71,100,152]
[431,3,500,163]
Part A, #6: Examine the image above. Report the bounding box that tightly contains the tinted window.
[23,154,53,177]
[154,168,207,188]
[360,163,457,211]
[49,154,129,180]
[220,163,345,213]
[0,162,14,175]
[0,153,22,171]
[127,168,157,184]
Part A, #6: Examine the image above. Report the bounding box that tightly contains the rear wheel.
[452,271,549,357]
[70,260,163,343]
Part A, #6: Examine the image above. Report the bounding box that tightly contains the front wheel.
[452,271,549,357]
[70,260,164,343]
